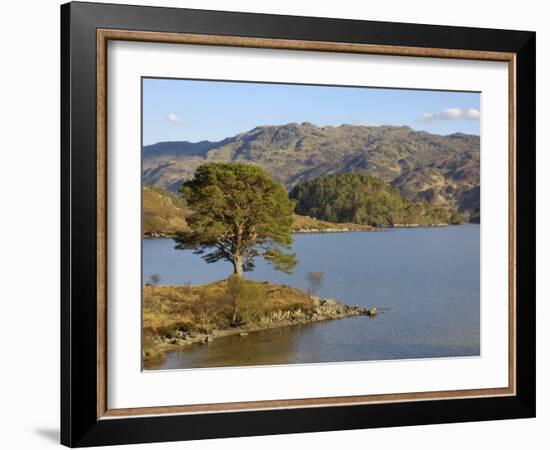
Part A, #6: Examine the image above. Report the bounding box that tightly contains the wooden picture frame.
[61,1,535,447]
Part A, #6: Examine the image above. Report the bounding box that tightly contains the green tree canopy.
[174,163,297,275]
[290,173,456,226]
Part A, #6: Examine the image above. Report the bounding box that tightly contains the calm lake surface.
[143,225,480,369]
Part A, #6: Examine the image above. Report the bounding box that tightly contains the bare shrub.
[148,273,161,286]
[306,271,325,296]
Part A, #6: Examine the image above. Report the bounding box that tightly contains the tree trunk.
[232,254,243,276]
[230,255,243,324]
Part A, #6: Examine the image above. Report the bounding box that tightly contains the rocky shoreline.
[144,230,374,238]
[143,224,452,239]
[292,226,374,234]
[151,297,377,355]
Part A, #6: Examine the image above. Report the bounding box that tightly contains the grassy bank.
[143,185,191,236]
[143,278,374,366]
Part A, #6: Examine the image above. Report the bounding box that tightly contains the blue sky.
[143,78,480,146]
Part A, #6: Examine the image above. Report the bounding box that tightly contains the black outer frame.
[60,1,536,447]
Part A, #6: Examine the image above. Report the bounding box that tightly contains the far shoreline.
[142,222,479,239]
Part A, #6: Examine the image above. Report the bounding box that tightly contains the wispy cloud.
[167,112,182,124]
[417,107,480,123]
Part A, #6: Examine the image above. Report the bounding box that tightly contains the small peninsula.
[143,278,376,368]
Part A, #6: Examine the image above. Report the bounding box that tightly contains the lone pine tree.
[174,163,298,276]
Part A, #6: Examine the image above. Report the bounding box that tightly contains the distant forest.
[290,173,464,226]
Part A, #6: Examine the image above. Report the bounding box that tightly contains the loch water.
[143,225,480,369]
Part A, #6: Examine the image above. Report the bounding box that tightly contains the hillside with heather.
[143,123,480,213]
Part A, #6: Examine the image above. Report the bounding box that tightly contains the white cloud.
[440,107,463,120]
[464,108,481,120]
[417,107,480,123]
[167,112,182,124]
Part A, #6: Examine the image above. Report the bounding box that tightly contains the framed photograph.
[61,2,536,447]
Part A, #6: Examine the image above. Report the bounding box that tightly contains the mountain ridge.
[143,123,480,212]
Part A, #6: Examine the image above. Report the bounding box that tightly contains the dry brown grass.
[143,185,191,235]
[143,279,314,335]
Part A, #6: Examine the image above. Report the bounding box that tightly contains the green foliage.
[290,173,455,226]
[174,163,298,275]
[450,211,465,225]
[226,274,267,324]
